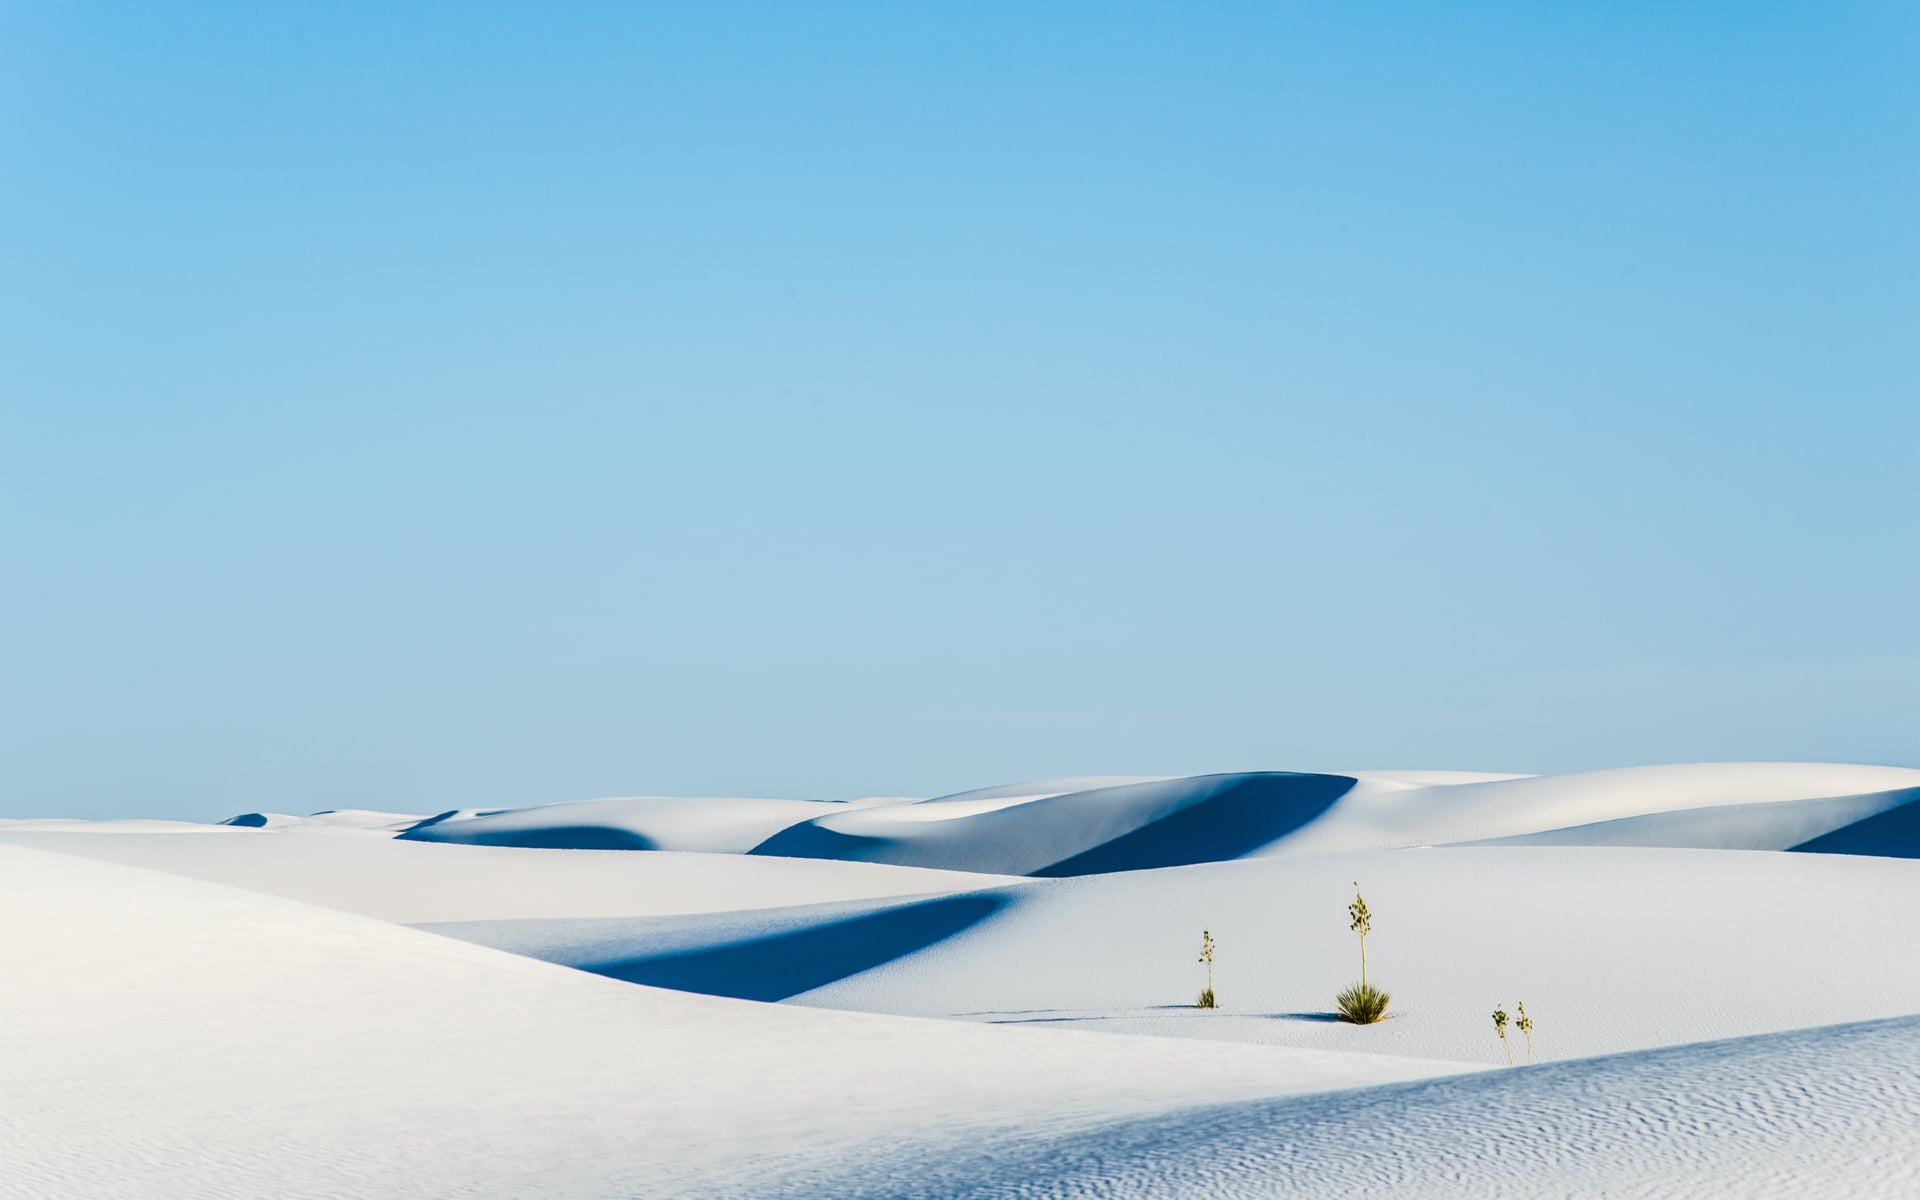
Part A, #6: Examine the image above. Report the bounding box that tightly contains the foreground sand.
[6,760,1919,1196]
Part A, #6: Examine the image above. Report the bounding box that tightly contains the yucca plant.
[1516,1001,1534,1064]
[1196,929,1217,1008]
[1336,882,1390,1024]
[1336,980,1391,1024]
[1492,1005,1513,1065]
[1349,884,1372,985]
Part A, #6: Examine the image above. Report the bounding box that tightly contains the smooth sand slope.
[0,844,1462,1200]
[397,794,867,851]
[431,844,1920,1062]
[11,760,1920,1197]
[379,762,1920,874]
[0,829,1016,922]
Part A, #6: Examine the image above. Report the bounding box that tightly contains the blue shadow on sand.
[401,813,658,849]
[451,825,660,850]
[1790,788,1920,859]
[581,892,1011,1002]
[750,823,895,862]
[1032,772,1356,877]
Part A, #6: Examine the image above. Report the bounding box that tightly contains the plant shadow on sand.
[965,1008,1354,1026]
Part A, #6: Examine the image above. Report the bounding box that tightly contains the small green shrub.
[1336,981,1391,1024]
[1196,929,1217,1009]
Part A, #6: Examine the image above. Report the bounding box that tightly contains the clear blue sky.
[3,3,1915,819]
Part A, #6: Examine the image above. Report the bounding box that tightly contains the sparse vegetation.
[1336,980,1391,1024]
[1348,883,1372,986]
[1517,1001,1534,1064]
[1492,1005,1513,1065]
[1337,882,1390,1024]
[1196,929,1217,1009]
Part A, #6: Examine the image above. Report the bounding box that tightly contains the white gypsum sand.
[9,760,1920,1197]
[0,843,1461,1200]
[0,829,1019,922]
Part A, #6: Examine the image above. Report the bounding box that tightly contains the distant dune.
[376,761,1920,870]
[6,760,1920,1196]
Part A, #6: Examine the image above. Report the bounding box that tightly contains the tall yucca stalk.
[1335,882,1389,1024]
[1196,929,1217,1009]
[1492,1005,1513,1065]
[1348,883,1372,988]
[1516,1001,1534,1064]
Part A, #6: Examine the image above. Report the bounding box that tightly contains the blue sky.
[3,3,1916,819]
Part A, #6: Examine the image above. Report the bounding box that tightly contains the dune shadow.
[400,809,465,834]
[750,822,893,861]
[1032,773,1356,877]
[585,893,1010,1002]
[1471,786,1920,855]
[1269,1011,1346,1023]
[420,824,658,850]
[1791,788,1920,859]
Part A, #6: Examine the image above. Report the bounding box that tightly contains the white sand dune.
[397,793,870,851]
[219,808,426,831]
[429,844,1920,1061]
[194,761,1920,875]
[10,760,1920,1196]
[807,763,1920,872]
[925,776,1168,802]
[755,771,1362,873]
[1281,762,1920,857]
[0,843,1462,1200]
[797,844,1920,1060]
[0,830,1015,922]
[0,817,248,834]
[790,1014,1920,1198]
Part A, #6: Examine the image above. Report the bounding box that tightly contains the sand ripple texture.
[804,1014,1920,1199]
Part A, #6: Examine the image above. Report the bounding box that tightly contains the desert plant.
[1336,882,1389,1024]
[1196,929,1217,1008]
[1348,883,1372,987]
[1336,980,1391,1024]
[1516,1001,1534,1064]
[1492,1005,1513,1065]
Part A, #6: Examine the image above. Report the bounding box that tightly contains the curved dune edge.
[0,832,1023,923]
[10,763,1920,1198]
[335,762,1920,874]
[794,1014,1920,1199]
[791,845,1920,1061]
[432,844,1920,1063]
[755,771,1360,875]
[0,842,1469,1200]
[12,837,1913,1198]
[426,892,1015,1002]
